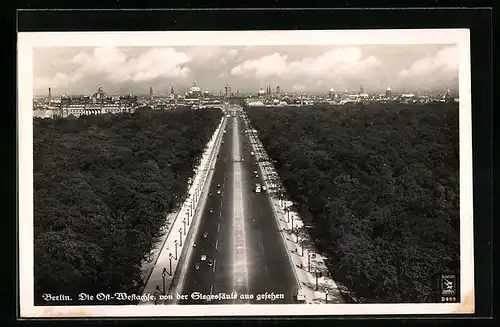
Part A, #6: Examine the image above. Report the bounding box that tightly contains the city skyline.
[34,44,459,96]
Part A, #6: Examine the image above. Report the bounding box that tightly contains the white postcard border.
[18,29,474,318]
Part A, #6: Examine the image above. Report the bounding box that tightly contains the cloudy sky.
[33,44,459,96]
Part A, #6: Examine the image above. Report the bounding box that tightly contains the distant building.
[329,88,335,99]
[246,100,265,107]
[33,108,56,119]
[57,86,137,118]
[444,89,454,102]
[189,81,202,97]
[185,81,203,105]
[386,87,392,98]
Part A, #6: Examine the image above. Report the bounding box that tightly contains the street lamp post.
[308,252,312,272]
[174,240,178,260]
[186,214,190,226]
[183,219,187,235]
[179,228,183,246]
[300,238,304,256]
[156,284,161,296]
[169,253,173,275]
[325,288,328,304]
[291,216,294,230]
[162,268,166,295]
[315,268,319,291]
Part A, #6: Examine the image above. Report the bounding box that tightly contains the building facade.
[57,86,138,118]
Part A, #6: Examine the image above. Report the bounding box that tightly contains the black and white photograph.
[18,29,474,317]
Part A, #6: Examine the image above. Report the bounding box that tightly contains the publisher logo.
[441,274,456,296]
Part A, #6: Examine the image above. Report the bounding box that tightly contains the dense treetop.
[246,103,460,303]
[33,108,222,305]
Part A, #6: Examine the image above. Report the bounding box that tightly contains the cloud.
[230,52,290,78]
[227,49,239,59]
[36,73,77,93]
[398,46,459,90]
[399,46,458,78]
[185,47,225,63]
[36,47,191,90]
[230,47,381,80]
[292,83,306,91]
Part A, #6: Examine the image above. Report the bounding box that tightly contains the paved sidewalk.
[139,116,227,305]
[140,211,179,283]
[244,115,345,305]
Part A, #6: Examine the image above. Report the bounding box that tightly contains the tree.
[246,102,459,303]
[33,108,223,305]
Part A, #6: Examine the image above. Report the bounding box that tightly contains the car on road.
[206,259,214,267]
[201,254,207,261]
[217,184,221,188]
[295,290,306,303]
[195,263,200,270]
[262,185,267,192]
[250,151,255,156]
[217,189,221,195]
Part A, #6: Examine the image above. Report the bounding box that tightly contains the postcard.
[18,28,474,318]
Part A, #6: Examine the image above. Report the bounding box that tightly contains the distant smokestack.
[48,87,52,105]
[150,87,153,100]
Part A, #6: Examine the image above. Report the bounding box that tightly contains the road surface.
[175,107,299,305]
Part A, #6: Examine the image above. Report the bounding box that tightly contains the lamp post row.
[154,112,225,305]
